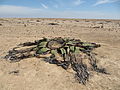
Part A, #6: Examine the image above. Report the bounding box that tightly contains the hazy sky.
[0,0,120,19]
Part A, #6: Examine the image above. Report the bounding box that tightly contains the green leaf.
[60,48,66,55]
[69,46,75,52]
[79,47,85,51]
[37,47,49,54]
[65,46,70,54]
[82,42,94,47]
[38,41,47,47]
[75,47,80,53]
[66,41,73,45]
[33,47,38,51]
[51,50,58,55]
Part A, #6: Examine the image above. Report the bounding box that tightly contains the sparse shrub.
[36,20,40,22]
[0,23,2,26]
[48,23,59,25]
[75,20,79,22]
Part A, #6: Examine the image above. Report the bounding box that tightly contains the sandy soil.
[0,18,120,90]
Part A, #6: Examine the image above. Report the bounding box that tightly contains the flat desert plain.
[0,18,120,90]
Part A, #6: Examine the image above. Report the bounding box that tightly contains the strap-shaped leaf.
[51,50,58,55]
[33,47,39,51]
[79,47,85,51]
[60,48,66,55]
[69,46,75,52]
[37,47,50,54]
[66,41,73,45]
[82,42,95,47]
[64,46,70,54]
[38,41,47,47]
[75,47,80,53]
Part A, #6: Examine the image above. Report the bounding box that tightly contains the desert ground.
[0,18,120,90]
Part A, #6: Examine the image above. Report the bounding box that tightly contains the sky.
[0,0,120,19]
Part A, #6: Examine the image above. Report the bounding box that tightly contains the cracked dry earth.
[0,18,120,90]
